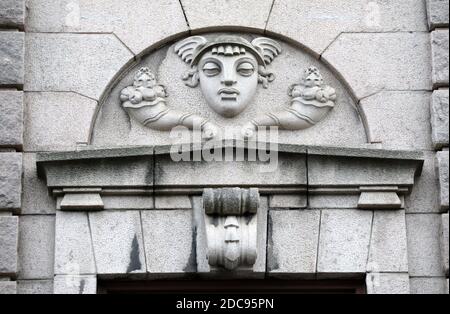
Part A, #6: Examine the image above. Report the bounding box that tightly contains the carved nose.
[223,79,236,86]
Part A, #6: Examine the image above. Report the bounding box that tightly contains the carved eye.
[237,62,255,76]
[203,62,221,77]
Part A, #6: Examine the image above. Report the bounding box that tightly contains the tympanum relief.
[119,35,338,139]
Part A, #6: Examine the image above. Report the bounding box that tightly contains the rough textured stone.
[154,196,192,210]
[268,210,320,276]
[410,277,448,294]
[366,273,410,294]
[54,275,96,294]
[0,32,24,86]
[55,212,95,275]
[431,89,449,149]
[267,0,428,57]
[102,196,154,210]
[0,216,18,275]
[25,33,133,100]
[436,151,449,210]
[441,213,449,276]
[406,214,445,277]
[142,210,194,275]
[182,0,272,33]
[309,195,360,209]
[360,92,432,150]
[427,0,449,29]
[322,33,431,100]
[24,92,97,151]
[0,0,25,27]
[406,152,441,213]
[17,280,53,294]
[0,281,16,294]
[18,216,55,280]
[367,211,408,273]
[269,195,307,209]
[0,153,22,211]
[22,154,56,215]
[431,30,449,88]
[0,91,23,148]
[26,0,188,55]
[89,210,146,276]
[317,210,373,274]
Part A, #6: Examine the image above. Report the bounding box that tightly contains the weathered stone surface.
[358,192,402,210]
[360,92,432,150]
[441,213,449,276]
[22,154,56,215]
[102,196,154,210]
[0,153,22,210]
[18,216,55,279]
[410,277,448,294]
[54,275,96,294]
[406,152,441,213]
[322,33,431,100]
[366,273,410,294]
[17,280,53,294]
[25,33,132,100]
[317,210,373,274]
[26,0,188,55]
[55,212,95,275]
[406,214,445,277]
[0,91,23,148]
[0,32,24,86]
[267,0,428,57]
[59,193,103,211]
[154,196,192,210]
[0,0,25,27]
[268,210,320,276]
[142,210,194,275]
[309,195,360,209]
[181,0,272,33]
[0,281,16,294]
[367,211,408,273]
[269,195,307,209]
[431,89,449,149]
[0,216,18,275]
[89,210,146,276]
[427,0,449,29]
[431,30,449,88]
[436,151,449,210]
[24,92,97,151]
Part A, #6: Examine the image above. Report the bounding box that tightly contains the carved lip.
[218,88,240,100]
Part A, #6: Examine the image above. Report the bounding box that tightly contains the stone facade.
[0,0,448,295]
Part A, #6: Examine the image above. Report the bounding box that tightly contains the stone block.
[317,210,373,274]
[22,154,56,215]
[154,196,192,210]
[0,32,24,86]
[55,212,95,275]
[0,216,18,275]
[142,210,194,275]
[102,196,154,210]
[54,275,96,294]
[0,153,22,211]
[441,213,449,276]
[0,281,16,294]
[360,91,432,150]
[358,192,402,210]
[268,210,320,276]
[18,216,55,279]
[309,195,359,209]
[406,214,445,277]
[410,277,448,294]
[25,33,133,100]
[26,0,188,55]
[0,0,25,27]
[17,280,53,294]
[436,151,449,210]
[181,0,272,33]
[0,91,23,149]
[367,211,408,273]
[431,89,449,149]
[427,0,449,29]
[322,33,431,100]
[269,194,307,209]
[59,193,103,211]
[267,0,428,57]
[89,210,146,276]
[431,30,449,88]
[24,92,97,151]
[366,273,410,295]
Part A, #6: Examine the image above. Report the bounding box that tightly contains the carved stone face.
[197,50,259,118]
